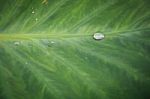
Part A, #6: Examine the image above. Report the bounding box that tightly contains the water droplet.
[35,18,38,21]
[93,33,105,40]
[32,11,35,14]
[45,41,55,47]
[14,41,20,46]
[50,41,55,44]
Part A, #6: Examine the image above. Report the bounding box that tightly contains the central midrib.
[0,28,149,40]
[0,34,92,40]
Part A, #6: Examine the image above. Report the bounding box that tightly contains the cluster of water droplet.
[31,7,38,22]
[14,40,56,48]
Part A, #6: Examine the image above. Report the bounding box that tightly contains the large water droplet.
[93,33,104,40]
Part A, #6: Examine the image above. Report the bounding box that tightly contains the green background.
[0,0,150,99]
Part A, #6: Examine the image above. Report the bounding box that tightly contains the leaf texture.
[0,0,150,99]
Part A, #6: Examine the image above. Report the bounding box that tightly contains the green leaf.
[0,0,150,99]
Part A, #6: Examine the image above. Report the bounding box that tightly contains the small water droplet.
[50,41,55,44]
[14,41,20,46]
[25,62,28,65]
[32,11,35,14]
[93,33,105,40]
[46,41,55,47]
[35,18,38,21]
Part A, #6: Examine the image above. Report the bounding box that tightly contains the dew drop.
[32,11,35,14]
[50,41,55,44]
[93,33,105,40]
[46,41,55,47]
[14,41,20,46]
[35,18,38,21]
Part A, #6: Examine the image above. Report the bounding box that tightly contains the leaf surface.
[0,0,150,99]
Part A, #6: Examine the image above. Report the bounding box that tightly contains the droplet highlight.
[32,11,35,14]
[50,41,55,44]
[35,18,38,21]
